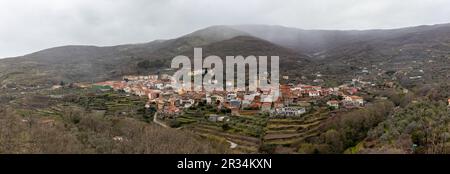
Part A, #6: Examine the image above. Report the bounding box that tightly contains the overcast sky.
[1,0,450,58]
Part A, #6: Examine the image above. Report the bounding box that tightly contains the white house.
[180,99,195,108]
[155,83,164,89]
[344,96,364,106]
[273,107,306,117]
[227,93,237,101]
[327,100,340,109]
[211,95,224,104]
[308,90,320,97]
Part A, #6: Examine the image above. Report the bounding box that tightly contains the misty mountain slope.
[182,35,311,65]
[185,25,250,43]
[0,26,267,86]
[124,26,249,58]
[133,34,317,79]
[229,24,450,87]
[231,24,450,56]
[176,35,323,83]
[317,24,450,87]
[0,43,161,85]
[230,24,406,54]
[1,24,450,87]
[231,25,359,54]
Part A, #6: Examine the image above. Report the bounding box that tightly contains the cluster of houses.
[284,84,365,109]
[90,74,367,119]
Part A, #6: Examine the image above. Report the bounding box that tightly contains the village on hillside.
[76,72,370,122]
[34,66,449,153]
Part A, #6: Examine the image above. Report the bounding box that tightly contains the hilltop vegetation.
[359,101,450,154]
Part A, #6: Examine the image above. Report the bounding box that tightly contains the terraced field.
[178,111,267,153]
[263,109,331,149]
[30,89,342,154]
[187,124,261,153]
[76,93,146,117]
[9,89,154,126]
[174,106,339,153]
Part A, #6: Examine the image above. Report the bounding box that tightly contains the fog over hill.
[0,23,449,87]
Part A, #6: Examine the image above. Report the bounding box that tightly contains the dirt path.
[153,113,169,128]
[226,140,238,149]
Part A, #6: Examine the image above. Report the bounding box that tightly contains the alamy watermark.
[171,48,280,98]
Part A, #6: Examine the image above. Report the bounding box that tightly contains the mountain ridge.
[1,23,450,87]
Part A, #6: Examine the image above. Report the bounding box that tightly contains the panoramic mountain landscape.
[3,24,450,86]
[1,22,449,154]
